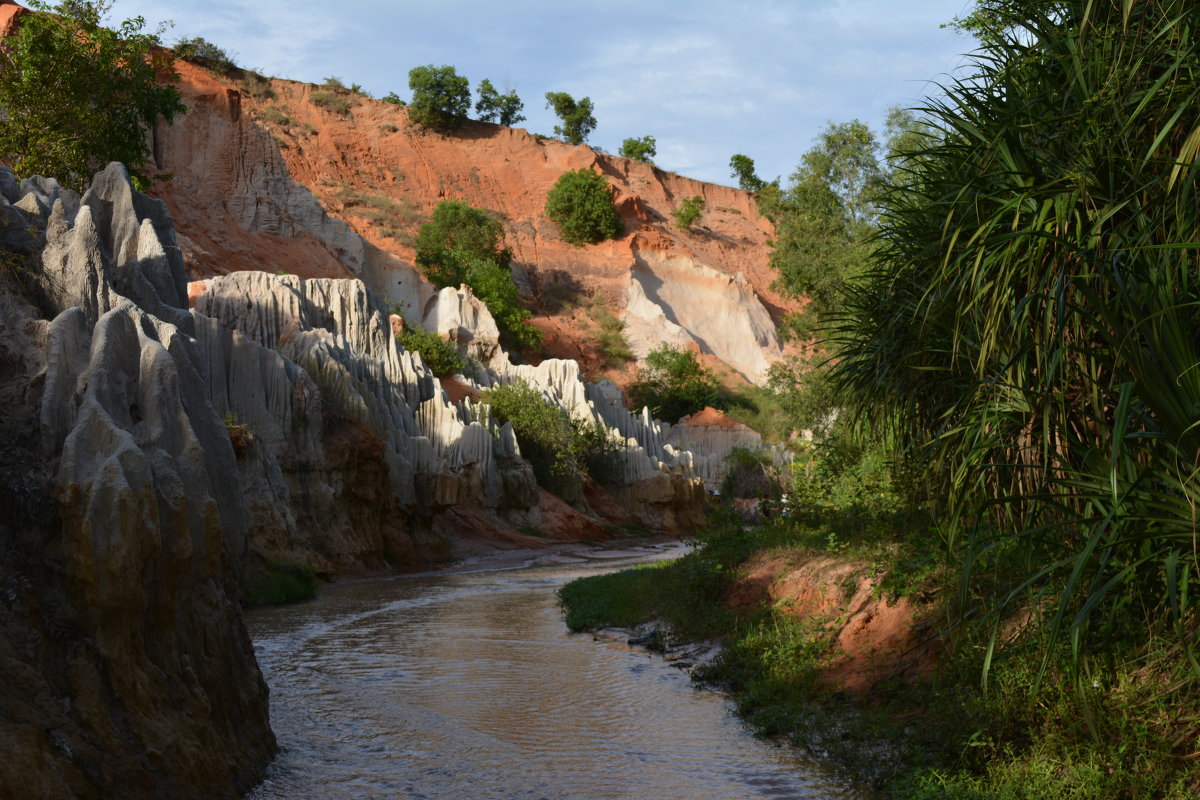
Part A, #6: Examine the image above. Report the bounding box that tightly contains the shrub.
[311,90,354,115]
[475,78,525,126]
[414,200,540,350]
[382,91,406,106]
[243,561,318,607]
[628,343,720,423]
[729,154,765,192]
[0,0,186,188]
[590,304,633,368]
[619,135,656,164]
[240,71,274,100]
[544,169,623,246]
[480,379,619,497]
[720,447,783,500]
[408,64,470,130]
[257,104,293,128]
[174,36,235,72]
[335,188,419,241]
[544,91,596,144]
[415,199,510,274]
[673,195,705,231]
[395,322,465,378]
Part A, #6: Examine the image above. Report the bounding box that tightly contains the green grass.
[334,187,422,242]
[559,497,1200,798]
[243,561,318,607]
[311,89,356,115]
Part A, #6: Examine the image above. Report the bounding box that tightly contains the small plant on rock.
[673,195,705,231]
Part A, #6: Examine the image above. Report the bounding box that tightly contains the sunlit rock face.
[2,163,274,799]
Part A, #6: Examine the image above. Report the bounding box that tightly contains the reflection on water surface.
[245,542,871,800]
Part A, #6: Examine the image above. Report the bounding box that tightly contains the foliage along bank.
[565,2,1200,797]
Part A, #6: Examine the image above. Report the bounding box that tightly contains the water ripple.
[245,545,872,800]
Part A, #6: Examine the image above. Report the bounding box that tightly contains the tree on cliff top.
[619,136,656,164]
[544,91,596,145]
[475,78,525,127]
[407,64,470,130]
[0,0,185,189]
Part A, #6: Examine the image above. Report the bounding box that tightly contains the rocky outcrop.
[2,163,273,799]
[189,268,705,548]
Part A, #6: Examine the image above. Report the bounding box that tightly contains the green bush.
[672,195,705,231]
[381,91,406,106]
[591,306,633,368]
[480,379,619,497]
[475,78,525,126]
[243,561,318,607]
[174,36,235,72]
[311,89,354,115]
[414,200,540,350]
[395,322,465,378]
[720,446,783,500]
[415,199,511,274]
[729,154,765,192]
[628,343,719,423]
[408,64,470,130]
[0,0,186,188]
[544,169,623,246]
[619,135,656,163]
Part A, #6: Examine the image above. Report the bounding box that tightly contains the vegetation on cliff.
[565,1,1200,797]
[544,168,623,246]
[628,343,720,424]
[0,0,185,188]
[619,135,656,164]
[544,91,597,145]
[407,63,471,130]
[415,199,541,350]
[479,379,619,499]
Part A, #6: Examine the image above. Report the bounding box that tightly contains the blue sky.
[117,0,976,186]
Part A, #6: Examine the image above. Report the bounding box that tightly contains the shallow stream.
[244,542,872,799]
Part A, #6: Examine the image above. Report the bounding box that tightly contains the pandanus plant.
[828,0,1200,691]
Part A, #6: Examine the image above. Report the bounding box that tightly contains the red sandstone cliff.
[149,61,799,384]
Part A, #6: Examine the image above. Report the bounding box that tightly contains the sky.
[115,0,977,187]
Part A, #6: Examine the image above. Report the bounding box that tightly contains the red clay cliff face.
[149,63,799,384]
[728,552,940,694]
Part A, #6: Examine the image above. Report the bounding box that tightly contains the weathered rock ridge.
[1,164,273,799]
[149,61,799,384]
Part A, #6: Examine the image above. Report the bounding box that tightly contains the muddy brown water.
[243,542,873,799]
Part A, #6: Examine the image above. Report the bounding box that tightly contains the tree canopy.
[544,92,596,145]
[475,78,525,126]
[729,154,765,193]
[619,136,656,164]
[0,0,186,188]
[407,64,470,130]
[414,200,540,351]
[831,0,1200,686]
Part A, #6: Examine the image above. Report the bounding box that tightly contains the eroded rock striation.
[2,163,273,799]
